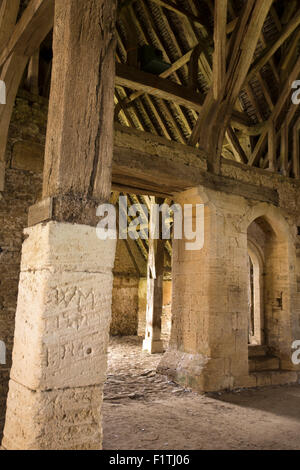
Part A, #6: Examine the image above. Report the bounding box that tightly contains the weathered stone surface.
[3,220,116,449]
[9,221,116,391]
[21,221,116,273]
[11,269,114,390]
[2,380,103,450]
[110,276,139,336]
[0,91,46,436]
[159,186,300,392]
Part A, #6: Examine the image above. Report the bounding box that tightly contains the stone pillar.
[2,223,116,450]
[2,0,117,450]
[143,199,164,354]
[158,187,250,392]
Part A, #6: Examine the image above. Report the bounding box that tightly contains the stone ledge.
[21,221,116,273]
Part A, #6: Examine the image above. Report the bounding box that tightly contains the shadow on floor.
[208,383,300,422]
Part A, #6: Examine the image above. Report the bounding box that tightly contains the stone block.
[270,371,297,386]
[2,380,102,450]
[235,374,257,389]
[143,338,164,354]
[21,222,116,273]
[10,268,114,391]
[8,222,117,391]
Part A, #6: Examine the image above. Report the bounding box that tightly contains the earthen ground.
[103,336,300,450]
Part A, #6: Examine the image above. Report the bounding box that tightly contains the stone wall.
[0,92,47,435]
[111,234,146,337]
[110,276,139,336]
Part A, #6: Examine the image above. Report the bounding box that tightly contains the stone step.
[248,344,268,358]
[249,355,280,373]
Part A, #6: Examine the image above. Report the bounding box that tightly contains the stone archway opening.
[247,239,264,347]
[247,215,290,373]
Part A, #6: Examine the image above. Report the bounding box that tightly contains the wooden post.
[281,123,288,176]
[213,0,227,100]
[268,121,276,172]
[26,48,40,95]
[143,197,165,354]
[293,118,300,179]
[42,0,116,205]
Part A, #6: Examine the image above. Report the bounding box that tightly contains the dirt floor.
[103,336,300,450]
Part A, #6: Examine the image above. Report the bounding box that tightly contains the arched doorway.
[246,213,294,371]
[248,239,264,346]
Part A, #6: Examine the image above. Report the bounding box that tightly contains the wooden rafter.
[212,0,227,100]
[0,0,54,67]
[0,0,20,54]
[189,0,274,174]
[248,57,300,167]
[246,9,300,85]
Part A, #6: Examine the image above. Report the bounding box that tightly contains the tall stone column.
[2,0,117,450]
[158,187,250,392]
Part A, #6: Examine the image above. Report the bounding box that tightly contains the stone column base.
[2,221,116,450]
[143,338,164,354]
[157,349,236,392]
[2,381,103,450]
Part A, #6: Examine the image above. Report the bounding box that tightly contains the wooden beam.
[143,196,164,354]
[268,121,276,172]
[130,0,195,133]
[115,62,204,111]
[0,54,29,182]
[293,117,300,178]
[0,0,54,67]
[26,48,39,95]
[113,124,279,205]
[246,10,300,84]
[225,0,274,106]
[213,0,227,100]
[189,0,273,173]
[282,1,298,26]
[0,0,20,54]
[43,0,117,203]
[0,0,54,188]
[115,200,142,276]
[248,57,300,167]
[149,0,205,27]
[115,62,263,136]
[188,44,202,91]
[280,123,289,176]
[248,129,268,168]
[226,126,248,164]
